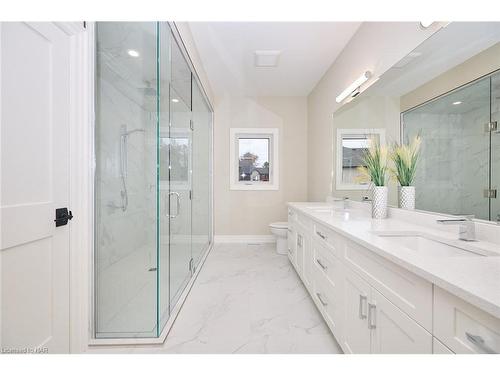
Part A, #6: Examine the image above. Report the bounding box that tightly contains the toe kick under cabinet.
[287,207,500,354]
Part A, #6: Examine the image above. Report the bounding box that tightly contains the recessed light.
[171,98,179,103]
[452,101,462,105]
[127,49,140,57]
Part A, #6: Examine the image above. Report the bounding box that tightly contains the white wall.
[307,22,443,201]
[214,96,308,236]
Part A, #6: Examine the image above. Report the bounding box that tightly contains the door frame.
[59,21,95,353]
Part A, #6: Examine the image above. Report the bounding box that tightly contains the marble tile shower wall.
[96,79,157,275]
[407,105,489,218]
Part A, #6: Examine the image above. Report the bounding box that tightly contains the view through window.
[238,138,270,182]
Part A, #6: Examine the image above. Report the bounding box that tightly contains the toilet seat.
[269,221,288,229]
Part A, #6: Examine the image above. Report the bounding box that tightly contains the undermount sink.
[373,231,499,258]
[306,206,352,218]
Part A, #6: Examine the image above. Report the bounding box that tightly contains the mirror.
[332,22,500,222]
[336,128,385,190]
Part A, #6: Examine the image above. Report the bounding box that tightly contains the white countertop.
[288,201,500,320]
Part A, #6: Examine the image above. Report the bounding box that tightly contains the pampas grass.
[356,138,388,187]
[390,136,421,186]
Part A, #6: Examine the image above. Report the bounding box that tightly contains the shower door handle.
[168,192,181,218]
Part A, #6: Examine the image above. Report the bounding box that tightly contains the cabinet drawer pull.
[465,332,497,354]
[316,293,328,307]
[316,258,327,271]
[368,302,377,329]
[359,294,368,319]
[316,231,327,240]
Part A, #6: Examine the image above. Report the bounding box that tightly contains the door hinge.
[189,190,192,200]
[485,121,498,132]
[484,189,497,198]
[190,119,194,131]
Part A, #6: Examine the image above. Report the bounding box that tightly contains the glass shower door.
[94,21,159,338]
[191,80,212,268]
[490,72,500,222]
[168,38,193,308]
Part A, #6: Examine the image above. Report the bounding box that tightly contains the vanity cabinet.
[288,206,437,354]
[342,265,371,353]
[341,265,431,354]
[287,205,500,354]
[370,288,432,353]
[433,287,500,354]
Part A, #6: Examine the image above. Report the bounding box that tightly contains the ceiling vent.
[254,50,281,67]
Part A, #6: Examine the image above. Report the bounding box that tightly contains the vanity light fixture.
[452,101,462,105]
[335,71,372,103]
[127,49,140,57]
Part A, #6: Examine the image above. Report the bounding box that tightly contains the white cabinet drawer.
[433,338,454,354]
[313,238,341,288]
[343,238,432,331]
[434,287,500,354]
[313,263,343,339]
[296,212,312,231]
[313,222,344,259]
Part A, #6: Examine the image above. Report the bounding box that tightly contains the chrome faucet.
[343,197,349,209]
[436,215,476,241]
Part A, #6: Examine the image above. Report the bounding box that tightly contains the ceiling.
[188,22,361,97]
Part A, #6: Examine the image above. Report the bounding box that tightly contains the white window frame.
[335,128,386,190]
[229,128,279,191]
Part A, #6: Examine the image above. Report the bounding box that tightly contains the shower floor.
[96,241,194,338]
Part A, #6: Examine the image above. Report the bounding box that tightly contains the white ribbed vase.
[399,186,415,210]
[372,186,388,219]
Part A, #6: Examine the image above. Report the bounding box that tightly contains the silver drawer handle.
[316,293,328,307]
[465,332,497,354]
[368,302,377,329]
[316,231,327,240]
[316,258,327,271]
[359,294,368,320]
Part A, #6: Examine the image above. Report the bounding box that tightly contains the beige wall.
[332,96,401,205]
[401,42,500,112]
[307,22,443,201]
[214,96,308,235]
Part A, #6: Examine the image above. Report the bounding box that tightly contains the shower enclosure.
[402,70,500,222]
[94,22,213,339]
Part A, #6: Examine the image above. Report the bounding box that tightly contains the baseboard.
[214,235,276,244]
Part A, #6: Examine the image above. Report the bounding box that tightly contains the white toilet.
[269,222,289,255]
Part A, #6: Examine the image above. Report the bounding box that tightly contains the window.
[335,128,386,190]
[230,128,279,190]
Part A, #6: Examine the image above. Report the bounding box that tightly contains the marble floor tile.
[133,243,343,354]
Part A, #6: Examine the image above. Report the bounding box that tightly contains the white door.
[1,22,71,353]
[342,267,371,354]
[370,289,432,354]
